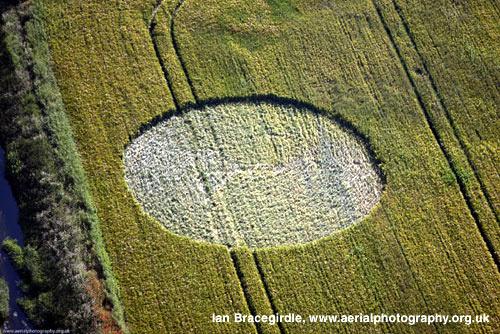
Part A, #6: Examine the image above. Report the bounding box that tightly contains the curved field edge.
[0,1,125,332]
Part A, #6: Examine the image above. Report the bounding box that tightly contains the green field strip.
[230,248,281,334]
[372,0,500,269]
[150,0,196,107]
[230,251,262,334]
[251,251,287,334]
[378,207,441,334]
[346,232,395,334]
[149,5,181,109]
[391,0,499,219]
[391,0,499,218]
[170,0,200,102]
[173,1,499,333]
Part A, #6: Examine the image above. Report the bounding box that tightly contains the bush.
[2,238,24,269]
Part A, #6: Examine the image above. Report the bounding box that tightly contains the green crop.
[33,0,500,333]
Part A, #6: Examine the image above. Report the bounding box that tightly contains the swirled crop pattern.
[125,102,383,248]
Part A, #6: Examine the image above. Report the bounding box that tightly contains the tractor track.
[148,2,284,333]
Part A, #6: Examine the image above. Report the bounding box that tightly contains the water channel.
[0,146,31,330]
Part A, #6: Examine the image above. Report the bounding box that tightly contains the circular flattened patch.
[124,101,383,248]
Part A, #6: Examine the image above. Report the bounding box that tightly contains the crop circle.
[124,100,383,248]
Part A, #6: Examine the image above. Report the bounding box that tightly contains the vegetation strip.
[373,0,499,266]
[149,1,180,110]
[0,2,126,332]
[371,1,499,272]
[170,0,199,102]
[230,251,263,334]
[382,206,441,334]
[253,252,286,334]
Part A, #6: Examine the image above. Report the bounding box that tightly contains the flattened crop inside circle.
[124,100,383,248]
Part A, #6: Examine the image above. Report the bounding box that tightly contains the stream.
[0,146,31,330]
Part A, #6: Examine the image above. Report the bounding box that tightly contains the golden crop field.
[29,0,499,333]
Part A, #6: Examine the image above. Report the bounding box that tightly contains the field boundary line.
[171,0,199,102]
[168,3,288,330]
[253,252,287,334]
[372,0,500,272]
[230,251,265,334]
[149,0,180,110]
